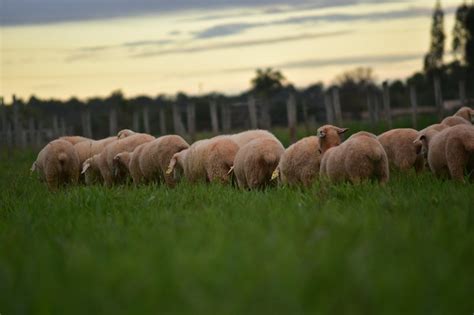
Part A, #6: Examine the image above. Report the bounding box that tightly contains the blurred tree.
[465,4,474,68]
[424,0,445,72]
[251,68,286,96]
[452,3,469,62]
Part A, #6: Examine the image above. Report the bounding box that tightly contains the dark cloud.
[131,31,351,58]
[193,23,260,39]
[1,0,407,26]
[122,39,174,47]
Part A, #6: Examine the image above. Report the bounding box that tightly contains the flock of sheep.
[30,106,474,191]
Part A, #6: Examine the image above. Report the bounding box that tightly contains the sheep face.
[113,152,131,178]
[317,125,348,154]
[117,129,136,139]
[82,155,101,185]
[167,150,187,181]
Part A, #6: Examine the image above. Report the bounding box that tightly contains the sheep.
[117,129,136,139]
[120,143,149,184]
[274,126,348,186]
[81,154,105,185]
[377,128,424,172]
[138,135,189,186]
[59,136,90,145]
[454,106,474,123]
[228,129,279,148]
[320,131,389,184]
[415,124,474,181]
[82,133,154,186]
[419,123,447,134]
[112,151,133,183]
[31,139,80,190]
[233,138,285,189]
[441,116,471,127]
[167,137,239,184]
[74,136,117,168]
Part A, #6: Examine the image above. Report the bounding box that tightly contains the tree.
[465,4,474,68]
[250,68,286,97]
[452,3,469,62]
[424,0,445,72]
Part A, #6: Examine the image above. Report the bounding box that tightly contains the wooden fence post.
[366,88,375,128]
[28,117,35,146]
[247,96,258,129]
[52,114,59,138]
[210,99,219,134]
[142,106,150,134]
[172,103,185,135]
[382,81,392,129]
[324,93,334,124]
[332,87,343,126]
[60,117,67,136]
[409,84,418,129]
[187,103,196,141]
[459,80,466,107]
[287,93,297,144]
[36,120,43,147]
[261,97,271,130]
[159,106,167,135]
[109,106,118,136]
[12,95,26,147]
[302,99,310,134]
[434,75,443,119]
[132,108,140,132]
[221,103,231,133]
[81,107,93,139]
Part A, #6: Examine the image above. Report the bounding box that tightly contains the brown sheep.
[233,138,285,189]
[81,154,105,185]
[117,129,136,139]
[454,106,474,123]
[228,129,279,148]
[417,125,474,181]
[378,128,424,172]
[31,139,80,190]
[59,136,90,145]
[320,131,389,184]
[74,136,117,169]
[167,137,239,184]
[441,116,471,127]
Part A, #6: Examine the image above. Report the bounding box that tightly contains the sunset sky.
[0,0,462,102]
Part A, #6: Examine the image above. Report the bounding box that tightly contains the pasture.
[1,119,473,314]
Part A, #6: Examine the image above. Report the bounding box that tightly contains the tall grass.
[0,146,473,314]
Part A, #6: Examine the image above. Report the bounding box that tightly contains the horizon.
[0,0,462,103]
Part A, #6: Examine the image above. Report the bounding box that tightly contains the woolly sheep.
[81,154,104,185]
[415,124,474,181]
[233,137,285,189]
[117,129,136,139]
[59,136,90,145]
[82,133,154,186]
[31,139,80,190]
[441,116,471,127]
[138,135,189,186]
[320,131,389,184]
[74,136,117,167]
[228,129,279,148]
[167,137,239,184]
[377,128,424,172]
[454,106,474,123]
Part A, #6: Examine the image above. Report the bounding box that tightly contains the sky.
[0,0,462,102]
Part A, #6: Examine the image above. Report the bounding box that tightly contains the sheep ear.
[166,157,177,175]
[413,134,425,145]
[30,162,37,174]
[337,127,349,134]
[81,162,90,174]
[317,130,326,138]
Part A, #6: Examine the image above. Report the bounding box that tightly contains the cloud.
[132,31,352,58]
[193,23,259,39]
[1,0,407,26]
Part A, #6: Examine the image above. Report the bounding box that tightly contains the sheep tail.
[271,167,280,181]
[227,165,234,176]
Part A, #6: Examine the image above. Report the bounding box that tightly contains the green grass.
[1,117,473,315]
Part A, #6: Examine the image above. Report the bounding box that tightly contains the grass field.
[1,118,474,314]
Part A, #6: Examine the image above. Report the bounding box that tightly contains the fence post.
[12,95,26,147]
[324,92,334,124]
[301,99,310,134]
[172,103,185,135]
[221,103,231,133]
[60,117,67,136]
[260,97,271,130]
[287,93,297,144]
[132,108,140,132]
[159,105,167,135]
[81,106,93,139]
[434,75,443,119]
[332,87,343,126]
[0,97,7,147]
[187,103,196,141]
[382,81,392,129]
[28,117,35,146]
[36,120,43,148]
[409,84,418,129]
[459,80,466,107]
[142,106,150,134]
[210,99,219,134]
[109,105,118,136]
[366,88,375,128]
[247,95,258,130]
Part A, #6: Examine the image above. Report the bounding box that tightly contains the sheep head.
[317,125,348,154]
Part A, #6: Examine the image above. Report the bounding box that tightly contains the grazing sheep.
[378,128,424,172]
[417,125,474,181]
[74,136,117,167]
[87,133,154,186]
[127,143,149,184]
[81,154,105,185]
[420,123,447,134]
[316,125,349,153]
[167,137,239,184]
[441,116,471,127]
[228,129,279,148]
[59,136,90,145]
[138,135,189,186]
[320,131,389,184]
[117,129,136,139]
[31,139,80,190]
[233,138,285,189]
[454,106,474,123]
[112,151,133,182]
